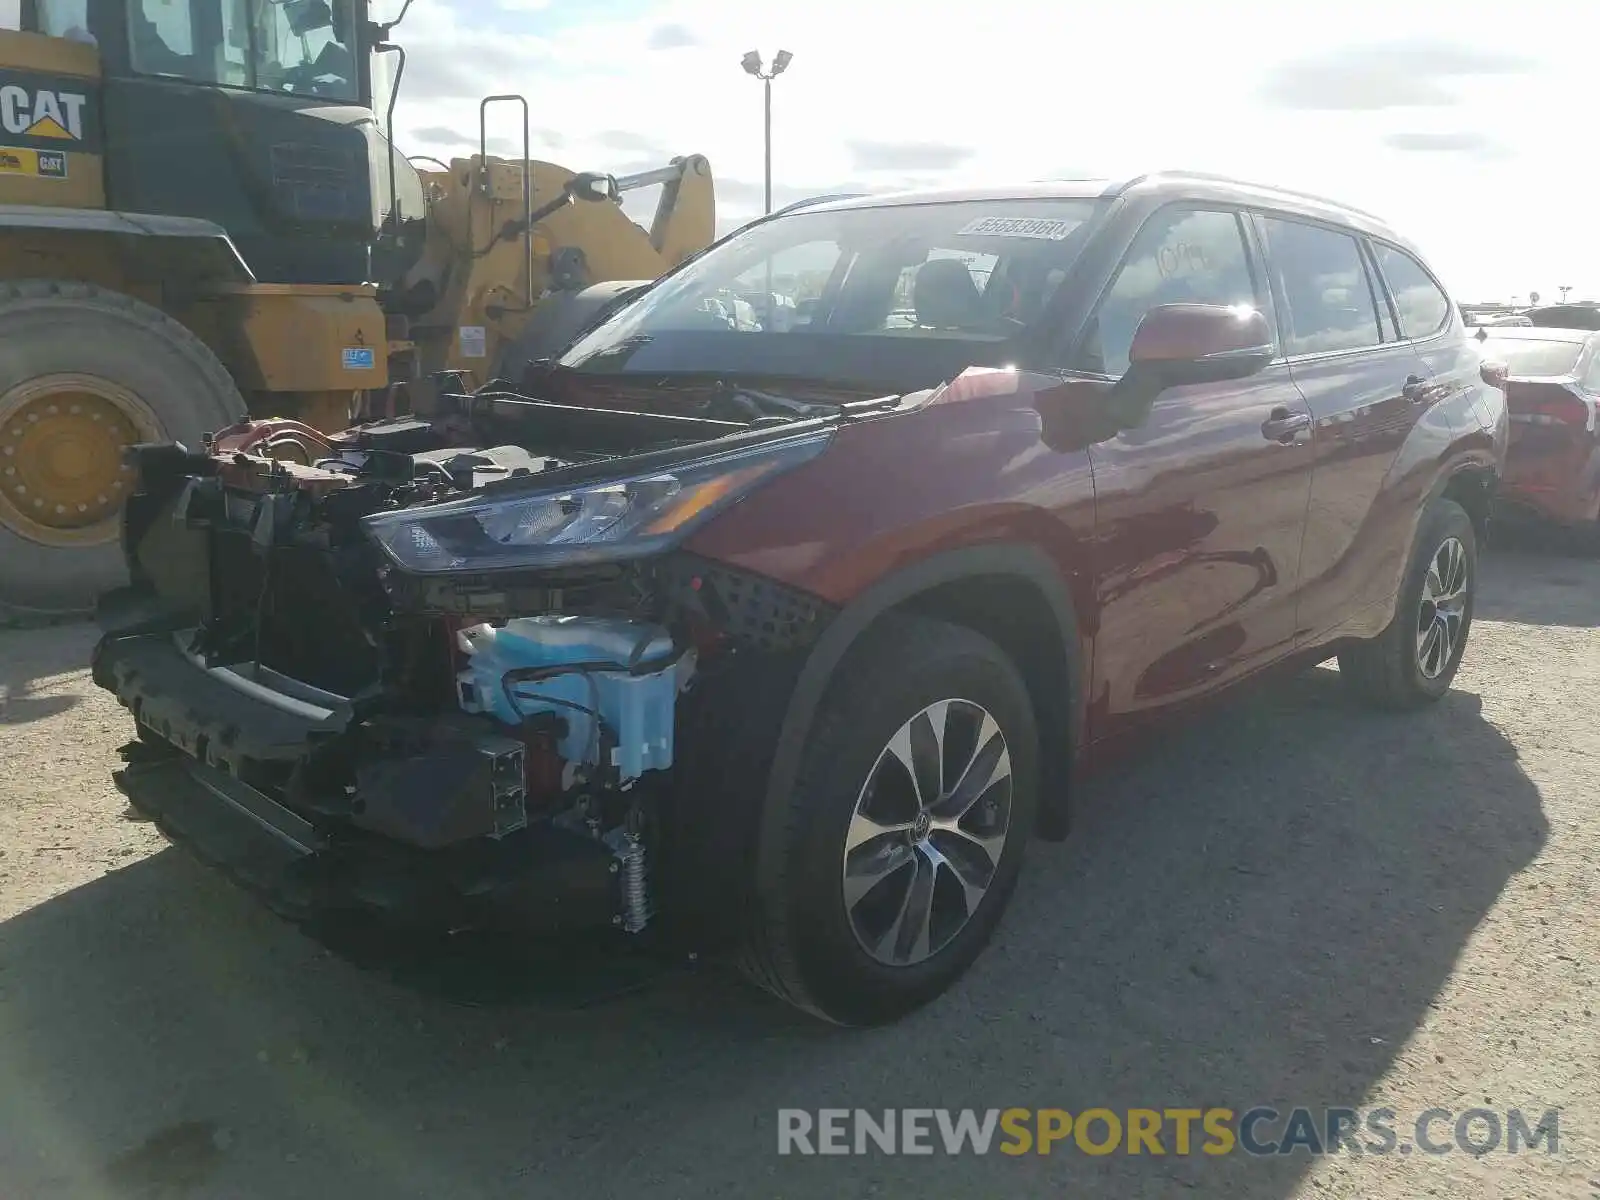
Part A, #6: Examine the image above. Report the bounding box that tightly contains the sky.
[0,0,1588,301]
[376,0,1593,305]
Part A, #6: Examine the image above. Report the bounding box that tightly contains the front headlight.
[362,432,830,573]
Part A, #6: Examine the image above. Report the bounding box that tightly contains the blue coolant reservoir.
[455,617,690,784]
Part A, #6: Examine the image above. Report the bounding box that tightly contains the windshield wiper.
[711,381,837,421]
[522,363,866,424]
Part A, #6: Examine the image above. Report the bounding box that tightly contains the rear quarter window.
[1373,243,1451,339]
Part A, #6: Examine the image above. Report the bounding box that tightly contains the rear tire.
[1338,497,1477,709]
[0,281,245,619]
[739,615,1039,1026]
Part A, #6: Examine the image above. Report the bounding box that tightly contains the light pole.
[741,49,793,215]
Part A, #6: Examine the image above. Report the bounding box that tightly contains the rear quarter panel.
[1316,323,1504,644]
[1415,325,1506,467]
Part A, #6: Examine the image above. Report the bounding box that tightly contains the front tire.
[1338,497,1477,709]
[740,615,1039,1026]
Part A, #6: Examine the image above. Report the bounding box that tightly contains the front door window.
[1075,207,1266,377]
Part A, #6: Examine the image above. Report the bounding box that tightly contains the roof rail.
[1111,170,1389,223]
[714,193,866,241]
[766,192,869,218]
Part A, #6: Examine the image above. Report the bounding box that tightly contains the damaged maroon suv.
[93,172,1507,1026]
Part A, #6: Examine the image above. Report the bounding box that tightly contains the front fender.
[756,542,1085,878]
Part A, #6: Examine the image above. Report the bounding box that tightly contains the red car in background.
[1475,326,1600,529]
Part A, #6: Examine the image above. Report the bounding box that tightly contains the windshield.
[1479,337,1586,378]
[558,197,1107,389]
[128,0,362,102]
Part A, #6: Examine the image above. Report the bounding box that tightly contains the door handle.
[1403,374,1428,401]
[1261,408,1311,442]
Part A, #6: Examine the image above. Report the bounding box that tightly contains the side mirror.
[1111,303,1274,427]
[1128,303,1273,384]
[567,172,621,204]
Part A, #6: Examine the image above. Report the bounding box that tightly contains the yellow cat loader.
[0,0,713,617]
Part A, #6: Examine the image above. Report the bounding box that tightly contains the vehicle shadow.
[0,622,94,725]
[0,668,1545,1200]
[1477,538,1600,628]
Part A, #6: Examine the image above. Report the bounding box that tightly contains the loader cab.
[22,0,424,286]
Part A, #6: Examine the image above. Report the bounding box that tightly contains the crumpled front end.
[92,399,839,941]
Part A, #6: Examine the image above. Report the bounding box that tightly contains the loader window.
[129,0,198,77]
[257,0,359,100]
[126,0,360,101]
[29,0,91,38]
[216,0,251,86]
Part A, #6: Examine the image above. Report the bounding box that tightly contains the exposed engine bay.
[91,382,873,942]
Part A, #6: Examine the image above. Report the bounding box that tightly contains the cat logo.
[0,84,88,142]
[0,147,68,178]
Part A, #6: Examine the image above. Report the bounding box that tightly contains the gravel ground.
[0,542,1595,1199]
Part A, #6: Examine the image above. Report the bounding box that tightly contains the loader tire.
[0,280,245,621]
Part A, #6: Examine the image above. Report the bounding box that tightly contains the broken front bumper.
[93,628,621,933]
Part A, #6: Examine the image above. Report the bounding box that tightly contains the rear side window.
[1259,217,1382,356]
[1075,207,1261,377]
[1374,243,1451,339]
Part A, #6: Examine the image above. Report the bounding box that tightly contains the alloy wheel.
[841,699,1014,967]
[1417,535,1469,680]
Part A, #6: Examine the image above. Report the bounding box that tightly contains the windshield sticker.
[955,216,1078,241]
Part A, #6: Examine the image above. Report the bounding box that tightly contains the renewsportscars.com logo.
[777,1107,1562,1158]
